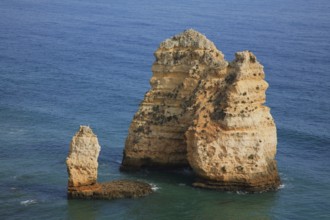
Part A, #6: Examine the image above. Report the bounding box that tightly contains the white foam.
[236,191,248,195]
[178,183,186,186]
[20,200,37,206]
[150,183,160,191]
[278,184,285,189]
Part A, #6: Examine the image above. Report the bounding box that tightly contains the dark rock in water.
[66,126,153,200]
[68,180,153,200]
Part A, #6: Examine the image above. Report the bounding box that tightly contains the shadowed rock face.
[121,29,280,192]
[66,126,152,199]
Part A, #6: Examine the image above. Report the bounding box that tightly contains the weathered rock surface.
[66,125,100,187]
[185,51,280,192]
[122,29,280,191]
[67,126,152,199]
[68,180,153,200]
[121,29,228,170]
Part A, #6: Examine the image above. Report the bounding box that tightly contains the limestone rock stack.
[66,125,100,187]
[121,29,227,170]
[121,29,280,192]
[66,126,153,199]
[185,51,280,191]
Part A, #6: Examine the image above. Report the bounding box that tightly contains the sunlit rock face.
[122,30,280,191]
[186,51,280,192]
[66,126,153,199]
[121,29,227,170]
[66,126,100,187]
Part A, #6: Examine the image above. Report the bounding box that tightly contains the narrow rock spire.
[66,125,100,187]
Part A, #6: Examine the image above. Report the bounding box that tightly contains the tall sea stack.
[66,125,100,188]
[121,29,280,191]
[185,51,280,191]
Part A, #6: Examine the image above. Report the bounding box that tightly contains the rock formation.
[185,51,280,191]
[122,29,280,192]
[67,126,153,199]
[121,29,228,170]
[67,180,153,200]
[67,125,100,187]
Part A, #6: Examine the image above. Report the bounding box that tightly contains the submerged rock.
[122,30,280,192]
[66,126,152,199]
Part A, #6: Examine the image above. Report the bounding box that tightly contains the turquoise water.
[1,0,330,219]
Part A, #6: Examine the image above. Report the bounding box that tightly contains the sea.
[0,0,329,219]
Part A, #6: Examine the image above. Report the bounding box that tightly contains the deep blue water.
[1,0,330,219]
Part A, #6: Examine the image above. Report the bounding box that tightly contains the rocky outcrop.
[67,180,153,200]
[121,29,227,170]
[66,125,100,187]
[67,126,152,199]
[185,51,280,192]
[121,29,280,191]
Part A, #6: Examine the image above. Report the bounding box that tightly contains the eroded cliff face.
[185,51,280,191]
[121,29,228,170]
[121,29,280,191]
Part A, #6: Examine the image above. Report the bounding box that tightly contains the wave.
[235,191,248,195]
[150,183,160,191]
[20,199,37,206]
[278,184,285,189]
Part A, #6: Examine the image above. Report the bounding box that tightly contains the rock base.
[193,168,281,193]
[68,180,153,200]
[193,179,280,193]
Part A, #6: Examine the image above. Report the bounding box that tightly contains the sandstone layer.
[121,29,280,191]
[67,126,152,199]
